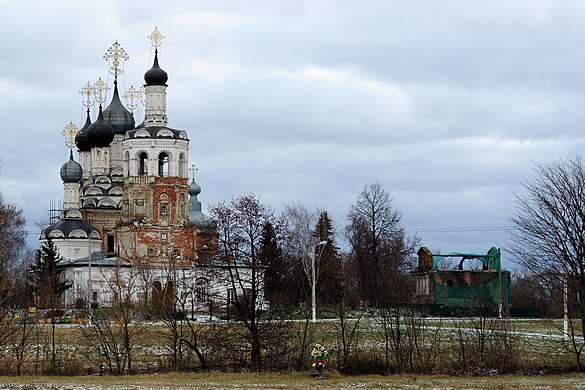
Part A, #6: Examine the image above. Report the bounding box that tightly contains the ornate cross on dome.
[123,85,141,113]
[93,77,110,105]
[62,121,79,150]
[79,81,95,108]
[189,164,198,181]
[148,27,165,49]
[104,41,128,77]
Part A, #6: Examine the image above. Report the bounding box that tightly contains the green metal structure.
[427,247,511,315]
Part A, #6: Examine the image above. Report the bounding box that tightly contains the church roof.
[103,80,135,135]
[144,49,168,85]
[57,252,131,268]
[41,218,100,240]
[60,151,83,183]
[188,178,211,230]
[86,106,115,148]
[124,126,189,141]
[75,109,92,152]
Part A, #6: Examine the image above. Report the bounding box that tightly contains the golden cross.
[93,77,110,105]
[62,122,79,150]
[104,41,129,77]
[79,81,95,108]
[148,27,165,49]
[123,85,140,113]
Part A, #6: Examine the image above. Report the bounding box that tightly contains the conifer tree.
[258,221,286,304]
[33,237,71,308]
[313,211,342,305]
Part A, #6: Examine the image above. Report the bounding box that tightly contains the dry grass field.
[0,315,581,383]
[1,372,585,389]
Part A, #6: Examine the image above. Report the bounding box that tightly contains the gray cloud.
[1,1,584,266]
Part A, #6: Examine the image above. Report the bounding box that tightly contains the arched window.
[139,152,148,176]
[152,281,163,307]
[195,279,209,303]
[124,151,130,176]
[158,152,169,177]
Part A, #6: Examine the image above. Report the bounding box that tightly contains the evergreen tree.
[258,221,286,304]
[32,237,71,308]
[313,211,342,305]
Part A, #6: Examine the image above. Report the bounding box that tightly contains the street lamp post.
[311,240,328,323]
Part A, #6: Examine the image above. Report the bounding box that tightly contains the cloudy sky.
[2,1,585,267]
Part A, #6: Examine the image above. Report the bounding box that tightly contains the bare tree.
[345,183,422,374]
[150,263,208,372]
[80,263,145,375]
[453,313,523,373]
[509,153,585,370]
[0,192,27,277]
[209,193,272,371]
[282,203,318,288]
[0,190,34,375]
[345,182,418,306]
[281,203,327,316]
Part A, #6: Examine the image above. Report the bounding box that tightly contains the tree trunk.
[250,327,262,371]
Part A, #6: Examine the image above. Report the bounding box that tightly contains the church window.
[195,279,208,303]
[172,248,180,258]
[161,205,167,215]
[139,152,148,176]
[227,289,237,306]
[107,235,115,253]
[124,151,130,176]
[148,247,154,257]
[158,152,169,177]
[161,233,167,241]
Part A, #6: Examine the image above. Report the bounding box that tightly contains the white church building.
[39,29,265,315]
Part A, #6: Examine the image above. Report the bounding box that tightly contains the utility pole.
[311,240,327,323]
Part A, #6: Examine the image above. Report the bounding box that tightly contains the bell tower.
[118,28,194,266]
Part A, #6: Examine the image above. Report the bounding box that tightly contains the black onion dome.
[60,150,83,183]
[75,109,92,151]
[144,49,168,85]
[86,106,114,147]
[103,80,135,135]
